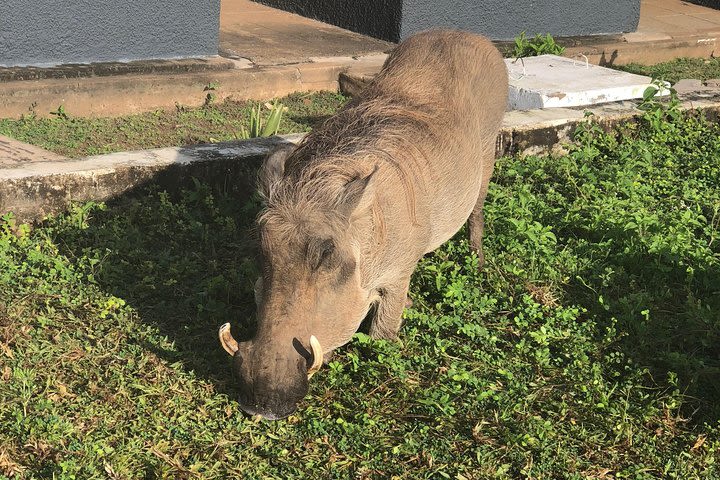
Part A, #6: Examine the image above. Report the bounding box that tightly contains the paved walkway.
[219,0,391,66]
[638,0,720,37]
[217,0,720,68]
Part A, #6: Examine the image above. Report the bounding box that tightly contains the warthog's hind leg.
[369,277,412,340]
[468,185,489,269]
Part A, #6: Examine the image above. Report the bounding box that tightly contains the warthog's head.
[220,145,379,420]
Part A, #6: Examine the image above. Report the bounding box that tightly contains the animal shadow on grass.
[52,181,264,398]
[287,113,334,130]
[566,226,720,425]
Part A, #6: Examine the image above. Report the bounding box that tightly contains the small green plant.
[49,105,70,120]
[203,82,220,106]
[511,31,565,58]
[638,78,675,110]
[239,100,288,139]
[636,78,686,138]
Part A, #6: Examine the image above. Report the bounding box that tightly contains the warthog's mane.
[258,95,444,236]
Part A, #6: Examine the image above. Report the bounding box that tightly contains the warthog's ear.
[258,145,294,201]
[339,165,378,217]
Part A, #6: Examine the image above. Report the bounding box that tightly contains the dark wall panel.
[254,0,640,42]
[255,0,402,42]
[401,0,641,40]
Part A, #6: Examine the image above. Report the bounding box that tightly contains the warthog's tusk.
[219,323,239,356]
[307,335,323,378]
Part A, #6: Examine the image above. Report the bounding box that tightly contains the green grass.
[0,91,348,158]
[1,96,720,478]
[509,32,565,58]
[615,57,720,84]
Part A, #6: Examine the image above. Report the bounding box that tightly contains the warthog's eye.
[309,238,336,271]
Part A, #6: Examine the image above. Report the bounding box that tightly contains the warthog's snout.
[220,324,323,420]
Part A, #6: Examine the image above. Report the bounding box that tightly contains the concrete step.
[2,91,719,223]
[0,53,388,119]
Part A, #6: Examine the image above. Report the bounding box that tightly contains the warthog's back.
[366,30,508,253]
[279,29,507,269]
[372,30,507,143]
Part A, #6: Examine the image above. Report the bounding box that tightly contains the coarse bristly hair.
[257,94,444,230]
[224,30,509,420]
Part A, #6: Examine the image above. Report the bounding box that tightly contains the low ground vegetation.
[0,90,719,478]
[0,92,347,158]
[507,32,565,58]
[617,57,720,83]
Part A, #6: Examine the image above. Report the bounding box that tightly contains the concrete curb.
[0,54,387,118]
[2,92,720,223]
[0,134,303,222]
[562,33,719,67]
[499,92,720,157]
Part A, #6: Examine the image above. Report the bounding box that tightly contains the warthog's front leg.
[369,277,412,340]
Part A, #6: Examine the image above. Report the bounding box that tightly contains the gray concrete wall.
[0,0,221,67]
[401,0,640,40]
[255,0,640,42]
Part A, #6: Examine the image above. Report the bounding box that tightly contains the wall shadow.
[287,113,334,130]
[564,226,720,424]
[49,156,266,398]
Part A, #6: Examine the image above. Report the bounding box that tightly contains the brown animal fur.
[229,30,508,420]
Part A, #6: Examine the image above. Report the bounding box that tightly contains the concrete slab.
[506,55,664,110]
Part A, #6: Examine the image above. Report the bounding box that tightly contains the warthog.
[220,29,508,420]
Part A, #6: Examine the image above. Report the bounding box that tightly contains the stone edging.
[2,93,720,223]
